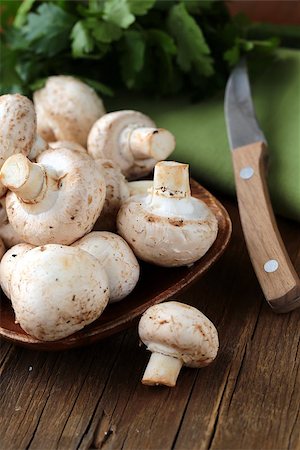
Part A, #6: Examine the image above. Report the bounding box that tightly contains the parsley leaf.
[167,2,214,77]
[128,0,156,16]
[119,30,146,88]
[71,21,95,57]
[103,0,135,29]
[22,3,76,57]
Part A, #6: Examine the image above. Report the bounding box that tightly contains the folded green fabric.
[108,48,300,221]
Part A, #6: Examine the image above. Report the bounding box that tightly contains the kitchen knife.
[225,60,300,313]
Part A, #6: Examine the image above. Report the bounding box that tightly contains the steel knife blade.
[224,60,300,313]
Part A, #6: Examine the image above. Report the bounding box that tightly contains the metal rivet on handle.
[240,167,254,180]
[264,259,279,273]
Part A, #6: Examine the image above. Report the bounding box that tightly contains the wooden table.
[0,198,299,450]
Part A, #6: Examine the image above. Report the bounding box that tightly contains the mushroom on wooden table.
[5,244,109,341]
[0,147,106,245]
[0,243,34,298]
[87,110,176,179]
[117,161,218,267]
[139,301,219,387]
[34,76,106,147]
[73,231,140,303]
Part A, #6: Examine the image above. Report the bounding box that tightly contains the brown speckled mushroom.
[87,110,175,179]
[0,94,47,194]
[34,76,106,147]
[0,147,106,245]
[8,244,109,341]
[72,231,139,303]
[0,243,34,298]
[139,301,219,387]
[117,161,218,267]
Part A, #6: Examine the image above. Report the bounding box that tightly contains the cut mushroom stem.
[153,161,191,198]
[128,128,175,161]
[1,154,46,203]
[142,352,183,387]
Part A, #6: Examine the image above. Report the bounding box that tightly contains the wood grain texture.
[0,199,299,450]
[232,142,300,312]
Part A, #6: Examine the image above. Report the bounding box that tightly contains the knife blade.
[224,60,300,313]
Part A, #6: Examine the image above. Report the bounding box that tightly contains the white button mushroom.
[72,231,140,303]
[127,180,153,197]
[139,301,219,387]
[0,147,106,245]
[48,140,86,153]
[0,196,23,249]
[117,161,218,267]
[34,76,106,147]
[0,243,34,298]
[93,159,130,231]
[9,244,109,341]
[0,94,47,194]
[87,110,176,179]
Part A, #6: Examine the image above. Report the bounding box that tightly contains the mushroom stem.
[153,161,191,198]
[0,154,46,202]
[128,127,175,161]
[142,352,183,387]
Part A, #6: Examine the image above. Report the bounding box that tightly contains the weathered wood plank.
[0,201,299,450]
[173,211,300,450]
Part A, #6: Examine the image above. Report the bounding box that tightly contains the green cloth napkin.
[108,48,300,221]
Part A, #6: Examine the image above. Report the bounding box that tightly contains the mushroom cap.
[93,159,130,231]
[0,221,24,249]
[0,243,34,298]
[34,76,106,147]
[87,110,157,179]
[48,140,86,153]
[72,231,139,302]
[139,301,219,368]
[10,244,109,341]
[117,194,218,267]
[5,147,106,245]
[0,94,36,165]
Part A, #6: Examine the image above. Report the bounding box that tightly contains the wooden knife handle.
[232,141,300,313]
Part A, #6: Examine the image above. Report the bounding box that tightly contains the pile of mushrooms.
[0,78,220,386]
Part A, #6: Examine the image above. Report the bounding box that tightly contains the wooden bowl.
[0,180,232,350]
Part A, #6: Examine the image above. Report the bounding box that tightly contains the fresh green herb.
[1,0,280,98]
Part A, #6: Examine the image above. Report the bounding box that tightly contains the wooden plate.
[0,180,232,350]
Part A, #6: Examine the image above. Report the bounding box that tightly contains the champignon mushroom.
[127,180,153,197]
[0,243,34,298]
[0,94,47,195]
[93,159,130,231]
[139,301,219,387]
[48,140,86,153]
[117,161,218,267]
[9,244,109,341]
[34,76,106,147]
[87,110,176,179]
[0,147,106,245]
[0,196,23,248]
[72,231,139,302]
